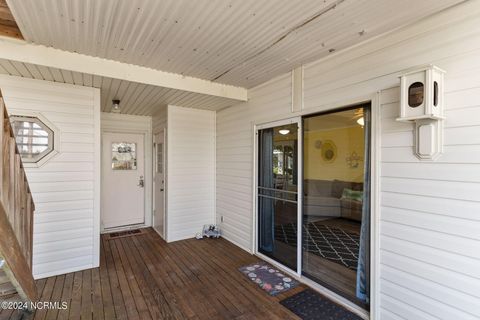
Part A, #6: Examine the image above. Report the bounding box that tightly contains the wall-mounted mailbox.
[397,65,445,160]
[398,65,445,121]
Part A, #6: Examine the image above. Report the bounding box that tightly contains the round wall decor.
[321,140,337,162]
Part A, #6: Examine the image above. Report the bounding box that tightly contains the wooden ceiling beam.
[0,37,248,101]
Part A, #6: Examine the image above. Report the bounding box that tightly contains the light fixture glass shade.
[112,99,121,112]
[279,129,290,135]
[356,117,364,126]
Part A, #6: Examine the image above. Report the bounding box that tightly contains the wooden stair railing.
[0,92,37,306]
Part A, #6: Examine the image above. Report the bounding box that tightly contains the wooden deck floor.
[1,228,306,320]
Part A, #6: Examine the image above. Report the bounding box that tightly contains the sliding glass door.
[257,121,299,271]
[302,104,371,308]
[256,104,371,309]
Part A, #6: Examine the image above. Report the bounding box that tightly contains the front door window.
[111,142,137,170]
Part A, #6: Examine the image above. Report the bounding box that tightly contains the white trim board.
[93,88,101,268]
[0,36,248,101]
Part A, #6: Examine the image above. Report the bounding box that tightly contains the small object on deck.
[199,224,221,238]
[195,232,203,240]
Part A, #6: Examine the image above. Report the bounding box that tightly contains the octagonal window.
[11,116,54,163]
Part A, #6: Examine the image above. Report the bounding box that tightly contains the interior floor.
[274,217,361,304]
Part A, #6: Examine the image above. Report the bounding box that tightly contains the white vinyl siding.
[216,2,480,319]
[216,74,292,251]
[0,75,100,279]
[167,105,215,242]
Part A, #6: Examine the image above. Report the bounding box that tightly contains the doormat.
[106,228,146,240]
[280,289,362,320]
[239,262,299,296]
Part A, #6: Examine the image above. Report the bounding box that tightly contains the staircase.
[0,92,36,310]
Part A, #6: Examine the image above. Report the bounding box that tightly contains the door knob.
[138,176,144,188]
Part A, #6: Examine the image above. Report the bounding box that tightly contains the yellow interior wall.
[304,126,364,182]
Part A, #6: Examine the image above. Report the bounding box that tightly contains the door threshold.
[101,223,148,234]
[254,252,369,320]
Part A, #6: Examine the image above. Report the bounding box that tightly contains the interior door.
[102,132,145,229]
[153,131,165,238]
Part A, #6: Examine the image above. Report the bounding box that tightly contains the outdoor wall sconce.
[397,65,445,160]
[112,99,121,113]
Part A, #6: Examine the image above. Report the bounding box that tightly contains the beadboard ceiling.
[0,58,239,114]
[7,0,463,89]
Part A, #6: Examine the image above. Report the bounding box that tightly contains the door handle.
[138,176,144,188]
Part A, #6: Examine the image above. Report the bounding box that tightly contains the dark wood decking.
[1,228,304,319]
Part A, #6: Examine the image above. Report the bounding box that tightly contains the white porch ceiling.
[0,59,239,114]
[7,0,463,88]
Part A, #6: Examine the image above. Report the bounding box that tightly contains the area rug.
[239,262,299,296]
[275,222,360,270]
[280,289,362,320]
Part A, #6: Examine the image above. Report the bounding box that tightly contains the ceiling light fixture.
[112,99,121,113]
[279,129,290,135]
[356,117,364,126]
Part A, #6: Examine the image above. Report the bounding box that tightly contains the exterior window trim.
[10,112,60,168]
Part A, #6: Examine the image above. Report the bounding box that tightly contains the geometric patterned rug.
[275,222,360,270]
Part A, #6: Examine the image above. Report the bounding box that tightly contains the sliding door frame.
[254,116,303,276]
[252,92,380,320]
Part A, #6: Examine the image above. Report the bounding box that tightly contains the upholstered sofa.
[303,179,364,221]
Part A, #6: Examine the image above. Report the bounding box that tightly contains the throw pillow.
[341,188,363,202]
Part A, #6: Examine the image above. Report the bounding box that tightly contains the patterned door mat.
[239,262,299,296]
[276,222,360,270]
[280,289,362,320]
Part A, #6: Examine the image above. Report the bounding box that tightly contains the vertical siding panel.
[216,74,292,251]
[0,75,99,279]
[167,105,215,242]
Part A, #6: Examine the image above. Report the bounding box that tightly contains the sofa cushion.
[304,179,333,197]
[341,188,363,202]
[303,204,341,218]
[332,179,363,198]
[340,198,363,222]
[304,195,341,207]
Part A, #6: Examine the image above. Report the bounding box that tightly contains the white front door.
[102,132,145,229]
[153,131,165,238]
